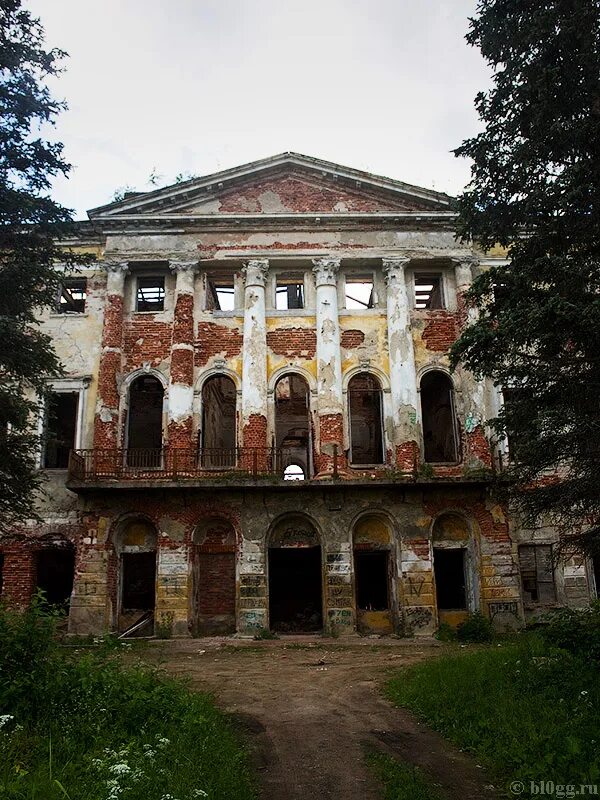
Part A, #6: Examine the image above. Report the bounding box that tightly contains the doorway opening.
[355,550,389,611]
[433,548,467,610]
[200,375,236,467]
[126,375,164,467]
[116,519,157,634]
[192,518,237,635]
[35,547,75,608]
[269,547,322,632]
[274,373,311,478]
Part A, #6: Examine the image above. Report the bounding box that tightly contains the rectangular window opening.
[136,276,165,312]
[415,274,444,309]
[434,547,467,610]
[56,279,86,313]
[355,550,389,610]
[276,279,304,310]
[207,277,235,311]
[44,392,78,469]
[345,275,374,309]
[519,544,556,605]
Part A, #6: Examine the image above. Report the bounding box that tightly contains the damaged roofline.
[87,152,455,218]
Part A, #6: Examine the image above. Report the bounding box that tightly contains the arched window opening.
[117,519,157,635]
[268,516,322,632]
[283,464,305,481]
[126,375,164,467]
[35,544,75,609]
[348,373,384,465]
[420,372,459,464]
[274,374,311,478]
[201,376,237,467]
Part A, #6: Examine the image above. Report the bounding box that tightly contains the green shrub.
[253,626,279,640]
[539,602,600,661]
[435,622,456,642]
[456,611,494,642]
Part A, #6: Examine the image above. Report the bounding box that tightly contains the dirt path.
[139,637,498,800]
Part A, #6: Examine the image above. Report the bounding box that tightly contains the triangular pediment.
[88,152,453,219]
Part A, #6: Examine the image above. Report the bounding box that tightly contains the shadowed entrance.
[268,516,322,633]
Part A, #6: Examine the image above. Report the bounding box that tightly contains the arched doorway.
[348,373,384,465]
[126,375,164,467]
[192,518,237,635]
[353,515,394,634]
[420,371,459,463]
[274,373,311,478]
[115,518,157,634]
[268,516,322,632]
[35,540,75,610]
[200,375,237,467]
[432,513,472,628]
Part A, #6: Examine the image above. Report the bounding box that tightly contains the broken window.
[275,279,304,310]
[420,371,459,463]
[519,544,556,605]
[35,547,75,608]
[345,275,375,309]
[56,278,86,313]
[206,276,235,311]
[200,375,237,467]
[275,374,311,478]
[348,373,384,465]
[126,375,164,467]
[43,391,78,469]
[355,550,389,610]
[136,276,165,312]
[414,274,444,309]
[283,464,305,481]
[434,548,467,610]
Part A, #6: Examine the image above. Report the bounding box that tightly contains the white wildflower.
[0,715,14,729]
[109,763,131,776]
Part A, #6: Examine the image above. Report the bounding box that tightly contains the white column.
[312,257,343,416]
[382,258,420,460]
[241,259,269,429]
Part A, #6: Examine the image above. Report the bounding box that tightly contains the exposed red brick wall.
[167,417,194,449]
[465,425,493,468]
[396,441,420,472]
[172,294,194,345]
[196,322,243,367]
[196,553,236,615]
[421,312,459,352]
[316,413,347,473]
[267,328,316,358]
[341,329,365,349]
[95,292,125,448]
[170,347,194,385]
[242,414,268,470]
[1,546,35,606]
[102,295,124,348]
[123,319,172,372]
[210,174,430,214]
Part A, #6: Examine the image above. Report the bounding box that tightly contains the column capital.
[382,256,411,286]
[102,260,129,275]
[451,255,478,291]
[312,257,341,286]
[242,258,269,288]
[169,259,198,274]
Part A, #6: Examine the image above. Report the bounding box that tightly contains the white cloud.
[26,0,490,218]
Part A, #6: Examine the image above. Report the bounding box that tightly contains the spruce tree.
[0,0,89,532]
[451,0,600,556]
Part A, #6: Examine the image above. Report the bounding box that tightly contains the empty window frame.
[136,276,165,312]
[200,375,237,467]
[206,276,235,311]
[414,274,444,309]
[56,279,86,313]
[420,371,459,463]
[519,544,556,605]
[434,548,467,610]
[276,278,304,310]
[348,373,384,465]
[355,550,389,610]
[43,392,79,469]
[345,274,375,309]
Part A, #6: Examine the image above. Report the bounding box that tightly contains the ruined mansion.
[2,153,597,637]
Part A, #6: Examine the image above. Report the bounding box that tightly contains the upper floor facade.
[38,153,503,488]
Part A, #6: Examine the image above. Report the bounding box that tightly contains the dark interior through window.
[127,376,163,466]
[348,373,384,464]
[44,392,78,469]
[421,372,458,463]
[434,548,467,610]
[276,280,304,310]
[136,276,165,312]
[201,376,237,466]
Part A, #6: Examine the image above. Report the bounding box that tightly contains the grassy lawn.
[0,605,256,800]
[385,635,600,796]
[367,751,445,800]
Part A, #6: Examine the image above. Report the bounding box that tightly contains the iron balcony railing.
[67,446,325,483]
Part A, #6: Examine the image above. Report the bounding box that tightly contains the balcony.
[66,446,325,489]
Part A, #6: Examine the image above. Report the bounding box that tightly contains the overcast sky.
[27,0,489,220]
